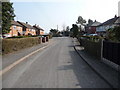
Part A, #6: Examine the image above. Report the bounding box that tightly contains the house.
[17,21,36,36]
[85,20,101,34]
[33,24,44,35]
[96,16,120,35]
[4,20,23,37]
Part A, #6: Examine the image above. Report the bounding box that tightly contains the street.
[2,37,111,88]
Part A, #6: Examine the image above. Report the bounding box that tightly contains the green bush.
[7,35,41,39]
[2,37,41,54]
[107,26,120,42]
[79,38,102,59]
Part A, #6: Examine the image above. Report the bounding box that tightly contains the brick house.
[5,20,23,37]
[17,21,36,36]
[85,20,101,34]
[33,24,44,35]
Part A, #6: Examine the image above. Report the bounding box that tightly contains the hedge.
[79,38,102,59]
[2,37,41,54]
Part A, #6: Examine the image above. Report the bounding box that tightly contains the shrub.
[107,26,120,42]
[79,38,102,59]
[2,37,40,54]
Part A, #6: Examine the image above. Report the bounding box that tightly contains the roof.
[86,20,101,27]
[33,25,44,31]
[17,21,34,29]
[11,20,22,27]
[115,17,120,24]
[91,21,101,26]
[98,16,119,26]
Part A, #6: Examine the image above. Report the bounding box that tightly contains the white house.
[96,16,120,35]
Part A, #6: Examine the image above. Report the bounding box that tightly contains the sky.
[10,0,120,33]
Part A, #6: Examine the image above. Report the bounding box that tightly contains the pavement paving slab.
[73,38,119,88]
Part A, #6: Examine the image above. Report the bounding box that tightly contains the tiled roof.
[11,20,22,27]
[33,25,44,31]
[91,21,101,26]
[115,17,120,24]
[17,21,34,29]
[98,16,119,26]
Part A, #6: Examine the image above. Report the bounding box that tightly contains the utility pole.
[57,25,58,31]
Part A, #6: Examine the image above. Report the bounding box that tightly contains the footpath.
[73,38,119,88]
[2,39,53,70]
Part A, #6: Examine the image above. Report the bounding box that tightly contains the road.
[2,37,111,88]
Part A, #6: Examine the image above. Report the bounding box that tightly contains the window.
[13,26,16,30]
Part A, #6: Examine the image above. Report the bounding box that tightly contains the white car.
[88,34,98,36]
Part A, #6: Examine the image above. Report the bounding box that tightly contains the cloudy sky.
[11,0,120,33]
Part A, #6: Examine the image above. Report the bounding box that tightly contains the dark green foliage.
[49,29,61,37]
[107,26,120,42]
[2,37,40,54]
[2,2,15,34]
[79,38,102,59]
[6,35,42,39]
[71,24,78,37]
[76,16,86,25]
[113,26,120,41]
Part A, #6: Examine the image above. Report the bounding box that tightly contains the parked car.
[88,34,98,36]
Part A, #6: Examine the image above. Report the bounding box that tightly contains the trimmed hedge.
[79,38,102,59]
[2,37,41,54]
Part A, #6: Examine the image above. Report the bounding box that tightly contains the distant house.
[85,20,101,34]
[33,24,44,35]
[96,16,120,35]
[4,20,23,37]
[17,21,36,36]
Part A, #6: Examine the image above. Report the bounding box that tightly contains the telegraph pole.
[57,25,58,31]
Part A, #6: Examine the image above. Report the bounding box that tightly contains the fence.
[79,37,120,67]
[102,41,120,66]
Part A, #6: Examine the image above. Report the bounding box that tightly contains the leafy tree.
[76,16,86,36]
[71,24,78,37]
[76,16,86,26]
[107,26,120,42]
[66,26,70,31]
[2,2,15,34]
[88,19,93,25]
[0,2,2,34]
[114,26,120,41]
[49,29,60,37]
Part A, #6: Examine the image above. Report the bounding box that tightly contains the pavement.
[73,38,119,88]
[2,37,112,88]
[2,39,53,69]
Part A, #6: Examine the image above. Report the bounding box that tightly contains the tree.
[0,2,2,34]
[64,26,70,36]
[66,26,70,31]
[76,16,86,26]
[107,26,120,42]
[71,24,78,37]
[49,29,60,37]
[88,19,93,25]
[2,1,15,34]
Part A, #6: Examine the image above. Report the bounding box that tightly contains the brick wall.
[9,25,23,37]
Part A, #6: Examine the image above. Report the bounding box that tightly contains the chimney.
[26,22,28,24]
[114,15,117,18]
[118,1,120,16]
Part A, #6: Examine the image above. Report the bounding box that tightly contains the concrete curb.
[1,41,53,76]
[73,45,114,88]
